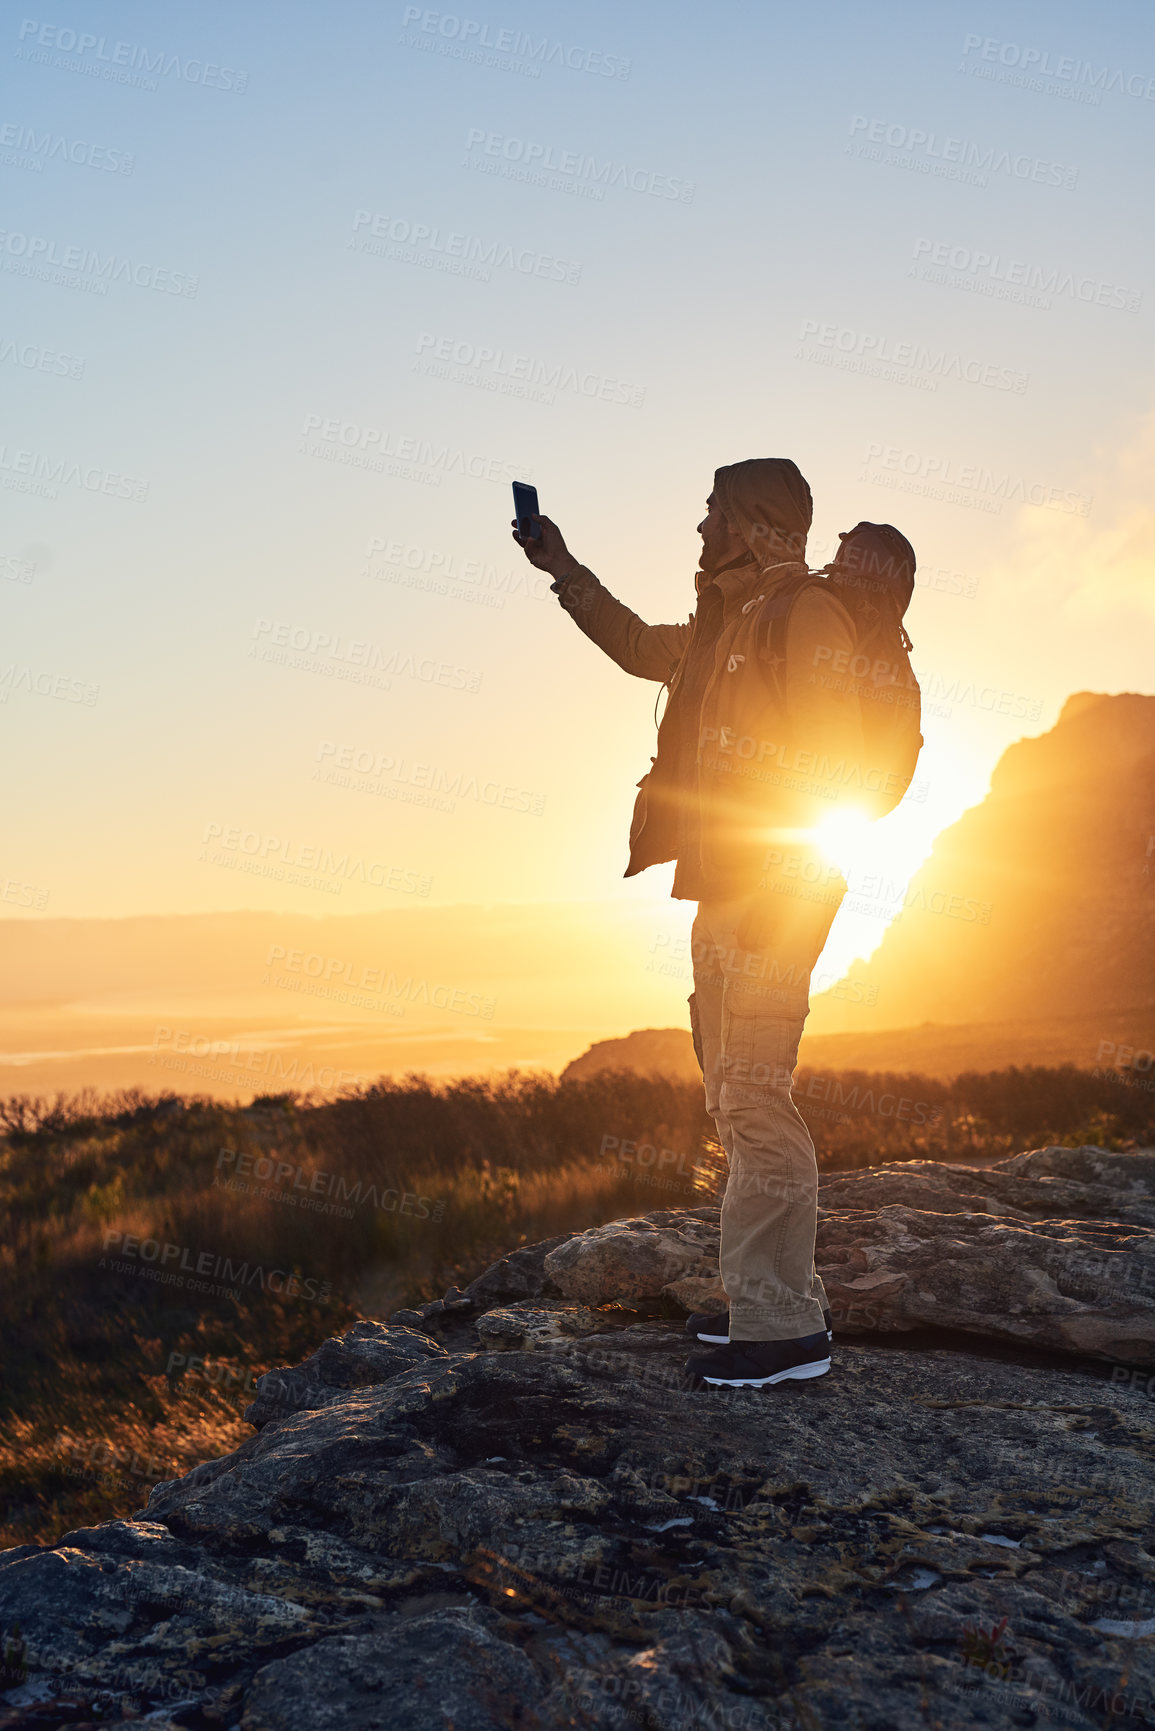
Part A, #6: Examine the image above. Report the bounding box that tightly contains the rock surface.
[405,1152,1155,1366]
[544,1210,724,1307]
[244,1321,448,1429]
[3,1148,1155,1729]
[820,1146,1155,1229]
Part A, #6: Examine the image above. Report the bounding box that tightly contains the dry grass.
[1,1062,1150,1548]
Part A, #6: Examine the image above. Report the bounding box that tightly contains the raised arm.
[554,566,692,682]
[514,512,691,683]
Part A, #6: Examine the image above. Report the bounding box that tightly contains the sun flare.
[813,809,875,876]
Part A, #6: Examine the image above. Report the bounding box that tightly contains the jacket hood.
[713,457,813,566]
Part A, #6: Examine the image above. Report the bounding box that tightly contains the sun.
[811,807,927,892]
[813,809,875,877]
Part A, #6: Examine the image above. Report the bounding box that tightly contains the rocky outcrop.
[820,1145,1155,1228]
[544,1210,723,1307]
[389,1150,1155,1367]
[4,1146,1155,1729]
[560,1027,700,1083]
[807,690,1155,1037]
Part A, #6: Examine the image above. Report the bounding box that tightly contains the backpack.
[757,522,923,819]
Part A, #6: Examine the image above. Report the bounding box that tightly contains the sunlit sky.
[4,0,1153,990]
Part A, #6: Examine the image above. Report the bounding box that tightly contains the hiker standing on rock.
[514,461,920,1388]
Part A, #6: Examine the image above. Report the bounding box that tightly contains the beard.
[698,535,756,580]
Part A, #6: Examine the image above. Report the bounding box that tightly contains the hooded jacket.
[557,459,863,901]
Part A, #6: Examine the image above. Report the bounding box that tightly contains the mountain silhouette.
[808,691,1155,1045]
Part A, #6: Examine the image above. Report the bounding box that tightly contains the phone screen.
[512,481,541,541]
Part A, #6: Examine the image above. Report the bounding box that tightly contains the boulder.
[819,1147,1155,1229]
[543,1210,722,1306]
[817,1204,1155,1361]
[662,1273,727,1312]
[460,1232,571,1307]
[474,1304,611,1352]
[244,1322,447,1429]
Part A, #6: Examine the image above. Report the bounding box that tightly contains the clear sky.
[3,0,1153,989]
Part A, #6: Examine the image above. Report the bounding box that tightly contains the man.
[513,459,865,1389]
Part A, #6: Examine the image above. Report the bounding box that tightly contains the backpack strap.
[749,572,834,702]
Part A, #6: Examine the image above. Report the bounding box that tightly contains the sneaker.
[684,1308,833,1345]
[685,1330,831,1389]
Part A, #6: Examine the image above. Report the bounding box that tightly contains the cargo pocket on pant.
[688,991,704,1077]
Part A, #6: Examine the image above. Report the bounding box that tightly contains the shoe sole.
[701,1359,831,1388]
[694,1332,834,1345]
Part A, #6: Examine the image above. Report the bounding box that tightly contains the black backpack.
[757,522,923,818]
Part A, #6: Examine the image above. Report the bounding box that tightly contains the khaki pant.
[689,883,843,1341]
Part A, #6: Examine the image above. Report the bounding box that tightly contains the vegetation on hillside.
[1,1061,1151,1549]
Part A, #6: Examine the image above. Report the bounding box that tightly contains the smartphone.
[512,480,542,542]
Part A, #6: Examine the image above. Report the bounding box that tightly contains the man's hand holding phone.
[511,481,580,585]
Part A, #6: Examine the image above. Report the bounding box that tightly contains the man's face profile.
[697,492,745,572]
